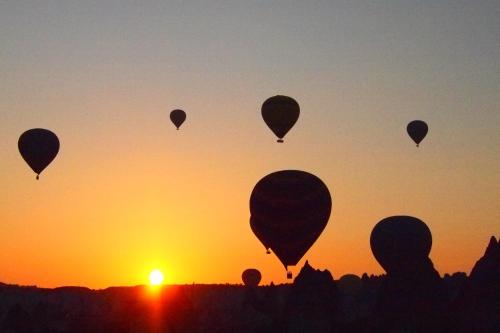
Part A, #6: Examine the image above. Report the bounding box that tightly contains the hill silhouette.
[1,236,498,333]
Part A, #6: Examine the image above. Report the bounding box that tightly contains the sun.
[149,269,164,286]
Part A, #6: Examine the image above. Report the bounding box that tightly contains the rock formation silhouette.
[283,261,339,332]
[2,303,33,333]
[443,271,467,302]
[0,237,498,332]
[451,236,500,332]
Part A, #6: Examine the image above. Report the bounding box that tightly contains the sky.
[0,1,499,288]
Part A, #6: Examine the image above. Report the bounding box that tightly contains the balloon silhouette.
[18,129,60,180]
[170,109,186,130]
[338,274,362,295]
[261,95,300,143]
[370,216,432,274]
[242,268,262,287]
[250,217,272,254]
[250,170,332,278]
[407,120,428,147]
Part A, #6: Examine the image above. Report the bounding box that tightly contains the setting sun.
[149,269,164,286]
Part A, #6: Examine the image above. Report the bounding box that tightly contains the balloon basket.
[277,139,284,143]
[287,271,293,279]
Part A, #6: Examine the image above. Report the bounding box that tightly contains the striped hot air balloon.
[250,170,332,278]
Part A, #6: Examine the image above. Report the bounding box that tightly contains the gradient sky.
[1,1,499,288]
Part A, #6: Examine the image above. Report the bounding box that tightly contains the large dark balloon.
[18,129,60,180]
[250,170,332,272]
[370,216,432,273]
[250,217,272,254]
[261,95,300,143]
[407,120,428,147]
[170,109,186,129]
[242,268,262,287]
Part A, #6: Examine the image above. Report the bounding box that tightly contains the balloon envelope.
[261,95,300,142]
[250,170,332,269]
[370,216,432,273]
[250,217,272,254]
[338,274,362,295]
[170,109,186,129]
[18,128,60,179]
[242,268,262,287]
[407,120,428,146]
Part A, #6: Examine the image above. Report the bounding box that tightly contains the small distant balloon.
[242,268,262,287]
[170,109,186,130]
[261,95,300,143]
[250,170,332,278]
[18,128,60,180]
[370,216,432,273]
[338,274,362,295]
[407,120,428,147]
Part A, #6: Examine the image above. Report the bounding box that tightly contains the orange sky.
[1,1,499,288]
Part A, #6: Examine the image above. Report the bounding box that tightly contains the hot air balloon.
[261,95,300,143]
[170,109,186,130]
[407,120,428,147]
[250,170,332,278]
[250,217,271,254]
[242,268,262,287]
[370,216,432,274]
[18,128,60,180]
[338,274,362,296]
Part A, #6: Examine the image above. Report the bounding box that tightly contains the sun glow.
[149,269,164,286]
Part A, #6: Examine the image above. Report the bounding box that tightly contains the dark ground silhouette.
[0,236,498,333]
